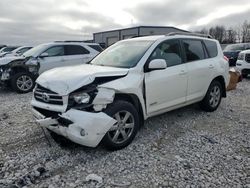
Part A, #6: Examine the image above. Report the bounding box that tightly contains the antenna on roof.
[166,32,213,39]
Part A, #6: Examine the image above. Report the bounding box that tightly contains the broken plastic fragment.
[86,173,103,184]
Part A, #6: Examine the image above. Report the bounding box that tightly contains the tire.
[200,80,222,112]
[102,100,140,150]
[11,72,35,93]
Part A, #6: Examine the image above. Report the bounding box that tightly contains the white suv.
[0,42,102,93]
[236,50,250,78]
[1,46,33,57]
[31,33,229,150]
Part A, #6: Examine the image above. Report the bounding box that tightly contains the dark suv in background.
[223,43,250,66]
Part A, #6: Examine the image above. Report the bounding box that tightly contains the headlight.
[238,53,244,60]
[73,93,90,104]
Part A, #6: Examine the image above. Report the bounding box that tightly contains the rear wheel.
[102,100,139,150]
[200,80,222,112]
[11,72,35,93]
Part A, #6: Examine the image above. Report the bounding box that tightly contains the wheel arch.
[114,93,145,126]
[11,66,29,75]
[211,75,226,98]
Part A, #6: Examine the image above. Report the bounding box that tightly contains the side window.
[44,46,64,57]
[88,45,103,52]
[17,47,30,54]
[183,40,205,62]
[149,40,183,67]
[65,45,90,55]
[203,40,218,58]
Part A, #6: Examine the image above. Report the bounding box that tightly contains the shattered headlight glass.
[72,93,90,104]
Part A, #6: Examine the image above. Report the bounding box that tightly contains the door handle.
[179,70,187,75]
[209,64,214,69]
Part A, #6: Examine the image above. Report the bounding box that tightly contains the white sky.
[0,0,250,45]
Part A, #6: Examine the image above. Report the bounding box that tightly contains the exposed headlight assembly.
[73,93,90,104]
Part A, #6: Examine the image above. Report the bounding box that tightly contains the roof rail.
[54,40,86,43]
[166,32,213,39]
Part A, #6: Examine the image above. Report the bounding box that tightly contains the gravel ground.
[0,79,250,188]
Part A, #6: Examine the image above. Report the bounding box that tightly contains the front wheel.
[102,100,140,150]
[200,80,222,112]
[11,72,35,93]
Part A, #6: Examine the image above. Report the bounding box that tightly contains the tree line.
[195,20,250,44]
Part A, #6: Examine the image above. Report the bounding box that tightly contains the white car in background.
[31,33,229,150]
[0,42,102,93]
[2,46,33,57]
[0,46,20,58]
[236,50,250,78]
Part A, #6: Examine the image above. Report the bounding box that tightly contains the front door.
[145,39,188,115]
[38,45,64,74]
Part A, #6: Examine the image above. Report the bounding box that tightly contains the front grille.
[34,84,63,105]
[34,107,60,118]
[245,54,250,63]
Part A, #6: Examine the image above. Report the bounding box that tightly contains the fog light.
[80,129,85,136]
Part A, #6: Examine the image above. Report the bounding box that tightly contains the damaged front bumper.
[0,67,11,81]
[32,108,116,147]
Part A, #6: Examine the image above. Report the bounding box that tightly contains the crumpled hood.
[0,56,25,66]
[36,64,129,95]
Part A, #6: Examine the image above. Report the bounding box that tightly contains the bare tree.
[194,20,250,44]
[241,20,250,43]
[224,28,237,43]
[209,25,226,43]
[200,28,209,35]
[235,24,242,43]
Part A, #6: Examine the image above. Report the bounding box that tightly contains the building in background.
[93,26,189,48]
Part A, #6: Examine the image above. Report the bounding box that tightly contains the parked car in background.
[0,42,102,93]
[3,46,33,57]
[0,46,20,58]
[236,50,250,78]
[223,43,250,66]
[0,45,6,50]
[31,33,229,150]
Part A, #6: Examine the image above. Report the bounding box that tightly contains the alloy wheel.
[209,85,221,108]
[108,111,135,144]
[16,75,33,92]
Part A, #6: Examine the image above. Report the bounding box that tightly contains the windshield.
[1,47,17,52]
[90,40,154,68]
[224,44,245,51]
[23,44,48,57]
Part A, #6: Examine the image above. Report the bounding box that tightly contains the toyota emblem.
[42,93,50,102]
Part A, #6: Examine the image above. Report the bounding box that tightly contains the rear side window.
[183,40,205,62]
[88,45,103,52]
[17,47,31,54]
[65,45,90,55]
[203,40,218,58]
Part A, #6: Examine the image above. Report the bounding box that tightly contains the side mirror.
[148,59,167,71]
[39,52,49,58]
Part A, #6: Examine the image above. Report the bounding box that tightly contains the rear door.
[144,39,188,115]
[63,45,92,65]
[182,39,216,101]
[38,45,64,74]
